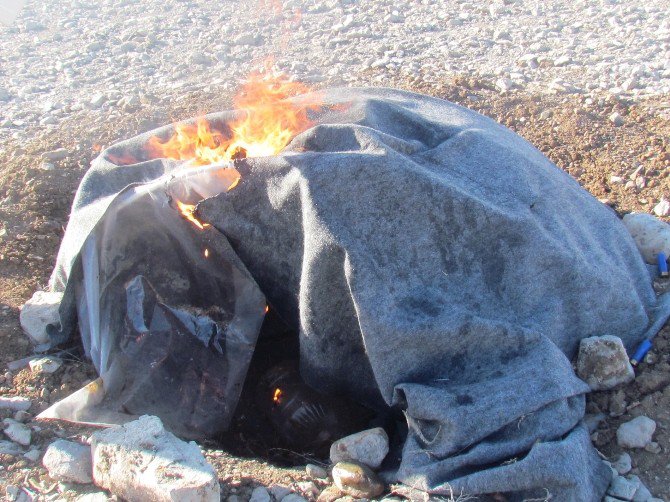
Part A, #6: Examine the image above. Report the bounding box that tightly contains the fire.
[147,73,319,230]
[175,200,210,230]
[273,387,283,404]
[146,73,318,166]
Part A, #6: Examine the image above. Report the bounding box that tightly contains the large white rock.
[19,291,63,344]
[576,335,635,391]
[330,427,389,469]
[617,416,656,449]
[42,439,93,484]
[90,415,220,502]
[622,213,670,264]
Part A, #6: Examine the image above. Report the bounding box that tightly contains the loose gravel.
[0,0,669,146]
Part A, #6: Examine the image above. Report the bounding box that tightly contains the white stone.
[330,427,389,469]
[15,410,31,423]
[88,94,107,108]
[3,418,31,446]
[306,463,328,479]
[496,78,514,93]
[630,476,653,502]
[617,416,656,449]
[612,452,632,475]
[622,78,638,91]
[23,448,41,462]
[75,493,110,502]
[0,88,10,101]
[622,213,670,264]
[0,440,24,456]
[29,356,63,374]
[268,485,291,501]
[653,198,670,217]
[0,397,32,412]
[610,112,624,126]
[576,335,635,391]
[43,440,93,484]
[249,487,271,502]
[190,52,212,66]
[281,495,307,502]
[91,415,220,502]
[42,148,68,162]
[554,56,571,66]
[19,290,62,344]
[608,475,640,500]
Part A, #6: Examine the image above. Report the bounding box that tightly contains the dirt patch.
[0,75,668,500]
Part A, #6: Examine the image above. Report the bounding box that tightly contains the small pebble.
[612,452,632,475]
[610,112,624,127]
[306,463,329,479]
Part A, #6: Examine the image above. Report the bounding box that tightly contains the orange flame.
[146,73,318,166]
[175,200,210,230]
[273,388,282,404]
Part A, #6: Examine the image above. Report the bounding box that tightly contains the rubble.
[75,493,110,502]
[0,440,25,456]
[90,415,220,502]
[268,485,292,501]
[41,148,69,162]
[23,447,41,463]
[249,486,271,502]
[610,112,624,127]
[42,439,93,484]
[316,486,345,502]
[612,452,632,475]
[629,476,653,501]
[607,474,640,500]
[617,416,656,448]
[28,356,63,374]
[2,418,31,446]
[0,396,32,412]
[280,494,307,502]
[13,410,31,423]
[329,427,389,469]
[622,213,670,264]
[19,290,63,344]
[331,461,384,499]
[305,463,328,480]
[576,335,635,390]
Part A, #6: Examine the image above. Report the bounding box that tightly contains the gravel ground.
[0,0,669,501]
[1,0,669,147]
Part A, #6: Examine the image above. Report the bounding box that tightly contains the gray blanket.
[49,87,668,500]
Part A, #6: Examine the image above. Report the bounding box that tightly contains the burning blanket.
[45,87,669,500]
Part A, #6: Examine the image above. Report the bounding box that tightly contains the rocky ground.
[0,0,669,501]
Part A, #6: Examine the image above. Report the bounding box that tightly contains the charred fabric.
[39,87,670,501]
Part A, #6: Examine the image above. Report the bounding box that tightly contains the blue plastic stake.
[630,339,653,366]
[658,252,668,278]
